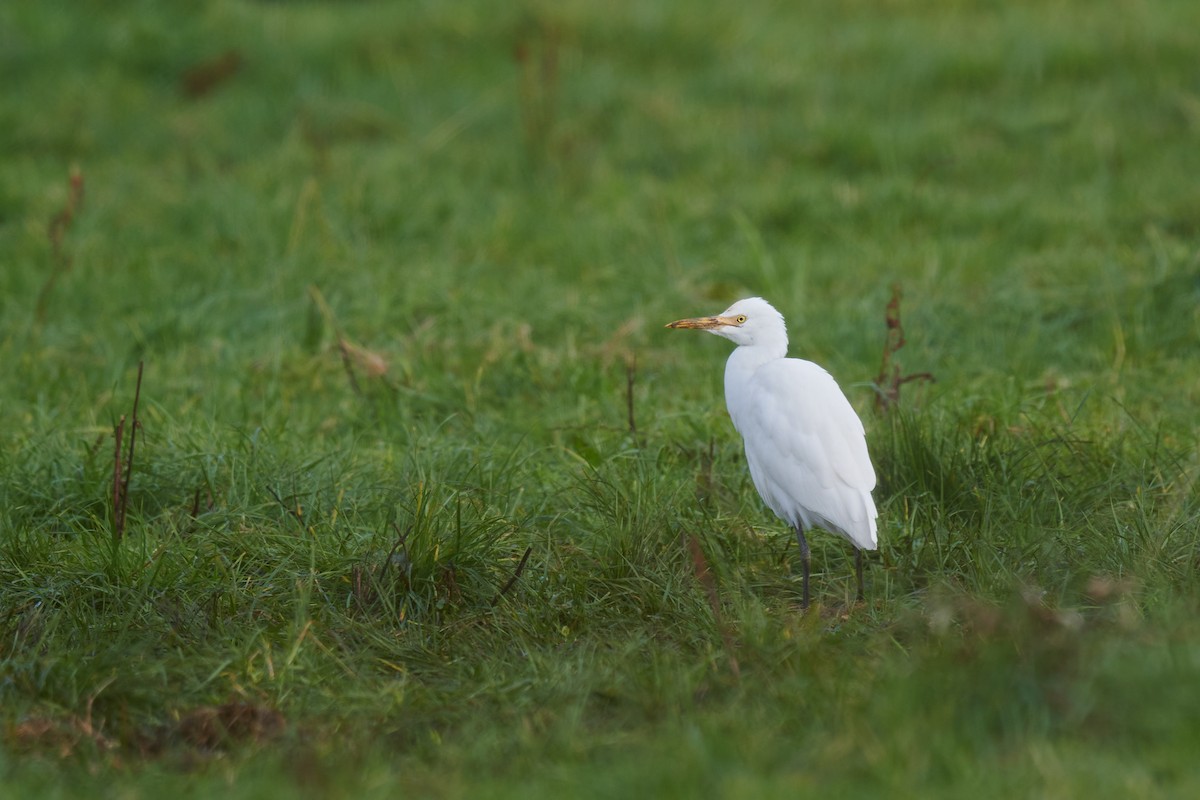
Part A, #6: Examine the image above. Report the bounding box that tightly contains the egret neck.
[723,322,787,434]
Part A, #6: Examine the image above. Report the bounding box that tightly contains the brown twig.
[513,18,561,159]
[36,170,85,323]
[181,50,243,98]
[441,564,462,605]
[379,524,411,587]
[121,362,144,519]
[491,546,534,606]
[112,415,125,541]
[873,284,934,413]
[625,353,638,438]
[188,486,214,519]
[355,525,414,610]
[697,437,716,505]
[49,170,84,256]
[265,486,306,530]
[685,533,741,680]
[309,286,388,397]
[111,361,145,540]
[336,338,363,397]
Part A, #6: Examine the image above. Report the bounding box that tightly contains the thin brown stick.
[37,170,85,323]
[897,371,936,388]
[49,170,84,258]
[379,524,411,586]
[336,337,363,396]
[181,50,243,98]
[685,533,741,680]
[874,283,934,413]
[265,486,305,530]
[441,564,462,604]
[514,18,561,159]
[874,284,904,412]
[112,415,126,541]
[188,486,214,520]
[312,286,384,397]
[491,546,534,606]
[625,353,638,437]
[120,361,145,526]
[698,436,715,504]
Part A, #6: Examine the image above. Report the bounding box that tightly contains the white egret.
[667,297,878,609]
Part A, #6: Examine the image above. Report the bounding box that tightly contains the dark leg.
[855,548,864,603]
[795,527,811,610]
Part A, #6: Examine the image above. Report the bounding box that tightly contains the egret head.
[666,296,787,349]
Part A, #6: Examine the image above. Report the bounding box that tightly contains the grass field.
[2,0,1199,796]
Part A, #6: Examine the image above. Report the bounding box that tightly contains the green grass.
[3,0,1199,796]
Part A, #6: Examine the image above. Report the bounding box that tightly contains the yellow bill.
[665,315,742,330]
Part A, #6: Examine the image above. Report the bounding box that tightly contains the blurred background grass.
[1,0,1199,796]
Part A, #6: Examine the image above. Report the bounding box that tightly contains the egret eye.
[735,315,747,324]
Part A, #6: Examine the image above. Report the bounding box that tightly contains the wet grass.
[2,0,1199,796]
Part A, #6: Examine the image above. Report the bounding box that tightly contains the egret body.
[667,297,878,609]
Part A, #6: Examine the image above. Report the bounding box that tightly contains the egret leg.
[794,527,811,611]
[855,548,864,603]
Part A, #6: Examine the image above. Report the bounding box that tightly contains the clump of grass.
[874,398,1199,602]
[2,0,1199,795]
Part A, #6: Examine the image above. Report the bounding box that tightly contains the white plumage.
[667,296,878,607]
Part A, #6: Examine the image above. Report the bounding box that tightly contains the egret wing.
[732,359,877,549]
